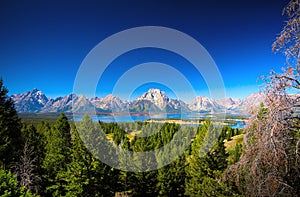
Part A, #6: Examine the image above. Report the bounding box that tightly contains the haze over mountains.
[11,88,264,114]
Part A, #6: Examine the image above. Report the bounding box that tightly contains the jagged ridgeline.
[11,88,264,114]
[1,78,244,196]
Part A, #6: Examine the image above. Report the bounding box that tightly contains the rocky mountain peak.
[11,88,49,112]
[103,94,120,102]
[216,97,238,108]
[188,96,223,112]
[11,88,265,114]
[136,88,169,109]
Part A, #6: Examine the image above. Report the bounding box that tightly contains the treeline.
[2,0,300,196]
[0,79,244,196]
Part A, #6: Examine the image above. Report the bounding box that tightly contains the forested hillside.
[1,0,299,196]
[0,79,243,196]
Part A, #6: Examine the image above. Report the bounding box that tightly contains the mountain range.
[11,88,265,114]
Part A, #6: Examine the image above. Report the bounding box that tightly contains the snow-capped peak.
[135,88,169,108]
[10,88,265,114]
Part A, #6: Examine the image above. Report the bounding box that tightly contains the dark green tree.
[21,123,44,169]
[127,136,158,196]
[156,155,186,196]
[0,168,34,197]
[42,113,71,196]
[185,120,234,196]
[67,114,117,196]
[58,123,92,196]
[209,134,228,172]
[0,79,22,167]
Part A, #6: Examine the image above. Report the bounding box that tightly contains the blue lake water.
[72,113,210,122]
[71,113,246,129]
[230,120,246,129]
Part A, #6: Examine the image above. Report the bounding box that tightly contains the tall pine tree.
[0,79,22,167]
[185,120,233,196]
[42,113,71,196]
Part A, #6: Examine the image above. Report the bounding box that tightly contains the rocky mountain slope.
[11,88,265,114]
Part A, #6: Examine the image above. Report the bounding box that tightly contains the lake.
[71,113,247,129]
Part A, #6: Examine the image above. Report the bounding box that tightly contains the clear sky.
[0,0,289,101]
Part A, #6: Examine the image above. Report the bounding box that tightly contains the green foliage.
[256,102,268,120]
[0,79,22,167]
[19,113,60,125]
[0,79,245,196]
[60,114,118,196]
[192,176,242,197]
[42,113,72,196]
[0,79,250,196]
[1,106,245,196]
[185,120,235,196]
[21,123,44,168]
[232,144,243,164]
[0,168,34,197]
[156,155,186,196]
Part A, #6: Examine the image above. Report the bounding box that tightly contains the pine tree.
[0,168,34,197]
[67,114,117,196]
[156,155,186,196]
[209,133,228,172]
[126,136,158,196]
[0,79,22,167]
[21,123,44,169]
[59,123,92,196]
[185,120,232,196]
[42,113,71,196]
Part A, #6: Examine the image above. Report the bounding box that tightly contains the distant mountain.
[216,97,241,109]
[189,96,225,113]
[11,88,49,112]
[42,94,74,112]
[132,88,189,113]
[11,88,265,114]
[67,94,95,113]
[90,94,129,112]
[135,88,169,109]
[229,93,265,113]
[167,99,190,113]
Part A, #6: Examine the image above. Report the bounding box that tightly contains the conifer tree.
[0,79,22,167]
[0,168,34,197]
[59,123,92,196]
[70,114,117,196]
[42,113,71,196]
[156,155,186,196]
[21,123,44,168]
[185,120,232,196]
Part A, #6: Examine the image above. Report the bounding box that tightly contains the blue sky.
[0,0,288,101]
